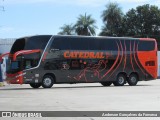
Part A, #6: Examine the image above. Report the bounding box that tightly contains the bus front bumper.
[6,71,24,84]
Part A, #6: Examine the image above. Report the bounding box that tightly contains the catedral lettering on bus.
[0,35,157,88]
[64,51,111,59]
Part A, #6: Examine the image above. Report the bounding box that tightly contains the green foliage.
[74,13,97,36]
[58,13,97,36]
[58,3,160,41]
[100,2,123,36]
[58,24,75,35]
[125,4,160,37]
[100,3,160,39]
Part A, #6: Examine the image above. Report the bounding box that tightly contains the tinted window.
[70,38,89,50]
[99,39,118,51]
[51,37,70,50]
[138,41,155,51]
[10,36,51,54]
[51,37,119,51]
[89,38,100,50]
[10,38,25,54]
[51,37,90,50]
[25,36,51,50]
[11,61,19,70]
[125,40,131,51]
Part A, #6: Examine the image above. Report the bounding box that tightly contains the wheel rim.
[43,78,52,86]
[130,76,137,83]
[118,76,125,84]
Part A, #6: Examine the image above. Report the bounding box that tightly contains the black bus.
[5,35,157,88]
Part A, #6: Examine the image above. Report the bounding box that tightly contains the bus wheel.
[42,75,54,88]
[30,83,41,88]
[128,74,138,86]
[113,74,126,86]
[101,82,112,86]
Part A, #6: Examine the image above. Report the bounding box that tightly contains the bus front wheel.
[30,83,41,88]
[42,75,54,88]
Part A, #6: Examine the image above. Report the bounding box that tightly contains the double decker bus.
[5,35,157,88]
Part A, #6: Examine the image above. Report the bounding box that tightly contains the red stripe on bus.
[106,40,123,80]
[101,41,120,79]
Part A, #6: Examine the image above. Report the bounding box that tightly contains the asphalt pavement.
[0,80,160,120]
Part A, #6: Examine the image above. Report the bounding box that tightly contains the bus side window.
[50,37,71,50]
[25,60,32,69]
[87,38,100,50]
[138,41,155,51]
[99,39,118,51]
[70,38,89,50]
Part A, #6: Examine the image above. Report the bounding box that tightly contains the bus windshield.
[7,53,41,73]
[7,35,51,73]
[7,59,21,73]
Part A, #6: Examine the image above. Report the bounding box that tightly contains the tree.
[74,13,97,36]
[58,24,75,35]
[100,2,123,36]
[125,4,160,37]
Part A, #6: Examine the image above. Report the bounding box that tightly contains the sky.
[0,0,160,38]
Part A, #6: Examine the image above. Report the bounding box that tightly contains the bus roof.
[52,35,156,41]
[15,35,156,41]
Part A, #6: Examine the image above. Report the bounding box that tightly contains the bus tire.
[42,75,54,88]
[128,74,138,86]
[101,82,112,86]
[113,74,126,86]
[30,83,41,88]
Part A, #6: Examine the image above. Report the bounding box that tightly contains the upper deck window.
[51,37,118,51]
[138,41,155,51]
[10,35,51,54]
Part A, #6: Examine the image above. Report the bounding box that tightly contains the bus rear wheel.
[101,82,112,86]
[30,83,41,88]
[113,74,126,86]
[128,74,138,86]
[42,75,54,88]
